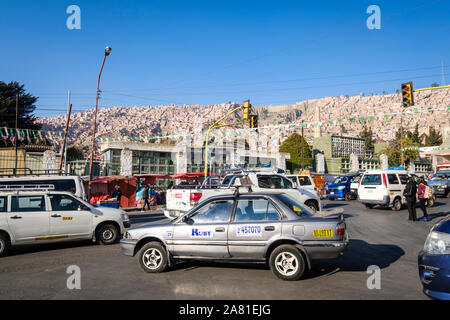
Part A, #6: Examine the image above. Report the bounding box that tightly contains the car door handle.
[51,214,62,218]
[215,227,225,232]
[10,215,22,219]
[265,226,275,231]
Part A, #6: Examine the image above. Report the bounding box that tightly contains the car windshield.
[431,173,450,180]
[333,176,349,184]
[276,194,314,217]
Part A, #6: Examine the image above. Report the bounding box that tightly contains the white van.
[286,174,318,193]
[358,170,411,211]
[0,176,86,200]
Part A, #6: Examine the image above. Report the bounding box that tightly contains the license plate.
[313,229,334,238]
[330,192,335,195]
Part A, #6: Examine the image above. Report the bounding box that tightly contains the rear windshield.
[276,194,314,217]
[361,174,381,185]
[298,176,312,186]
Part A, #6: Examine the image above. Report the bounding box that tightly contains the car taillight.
[336,223,346,236]
[382,174,387,187]
[190,193,202,202]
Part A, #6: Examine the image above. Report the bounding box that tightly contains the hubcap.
[275,252,299,276]
[142,248,163,269]
[102,229,114,241]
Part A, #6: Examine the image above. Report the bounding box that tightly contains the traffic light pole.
[204,105,245,177]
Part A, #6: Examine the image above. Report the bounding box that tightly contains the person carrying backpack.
[417,179,430,221]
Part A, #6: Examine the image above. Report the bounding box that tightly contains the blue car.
[418,216,450,300]
[326,174,358,201]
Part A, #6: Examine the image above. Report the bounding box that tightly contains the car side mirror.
[293,182,298,189]
[78,205,90,211]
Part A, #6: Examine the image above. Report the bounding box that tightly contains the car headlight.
[123,232,133,240]
[338,186,346,190]
[424,231,450,255]
[121,213,129,221]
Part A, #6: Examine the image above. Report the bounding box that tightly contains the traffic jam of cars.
[0,167,449,299]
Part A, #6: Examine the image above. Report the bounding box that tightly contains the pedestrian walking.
[417,179,430,221]
[141,184,151,212]
[403,176,417,221]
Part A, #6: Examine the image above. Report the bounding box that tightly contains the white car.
[0,189,130,256]
[165,171,322,218]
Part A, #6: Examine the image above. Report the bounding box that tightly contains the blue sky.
[1,0,449,117]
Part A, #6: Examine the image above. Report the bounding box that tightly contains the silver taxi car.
[121,192,348,280]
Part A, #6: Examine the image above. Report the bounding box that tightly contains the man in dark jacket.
[403,177,417,221]
[141,184,150,212]
[111,185,122,207]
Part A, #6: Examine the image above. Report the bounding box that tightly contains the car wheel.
[392,198,402,211]
[96,224,119,245]
[365,204,374,209]
[345,192,352,201]
[138,242,168,273]
[305,200,318,213]
[426,195,435,207]
[269,245,305,281]
[0,234,9,257]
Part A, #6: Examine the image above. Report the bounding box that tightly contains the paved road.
[0,198,449,300]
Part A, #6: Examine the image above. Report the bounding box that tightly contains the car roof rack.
[0,184,55,192]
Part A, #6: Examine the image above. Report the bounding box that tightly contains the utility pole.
[14,93,18,176]
[59,90,72,175]
[400,112,404,167]
[88,46,112,200]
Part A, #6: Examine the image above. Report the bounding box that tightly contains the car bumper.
[302,236,349,259]
[432,188,448,197]
[359,196,390,205]
[327,190,345,199]
[120,239,138,256]
[418,250,450,300]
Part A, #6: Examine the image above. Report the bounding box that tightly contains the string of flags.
[0,127,64,144]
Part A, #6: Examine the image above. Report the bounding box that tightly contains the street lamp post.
[88,46,111,200]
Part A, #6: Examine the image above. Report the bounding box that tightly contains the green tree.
[66,145,85,161]
[359,126,375,151]
[279,133,312,172]
[381,137,419,167]
[406,123,421,146]
[424,127,442,146]
[0,81,42,146]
